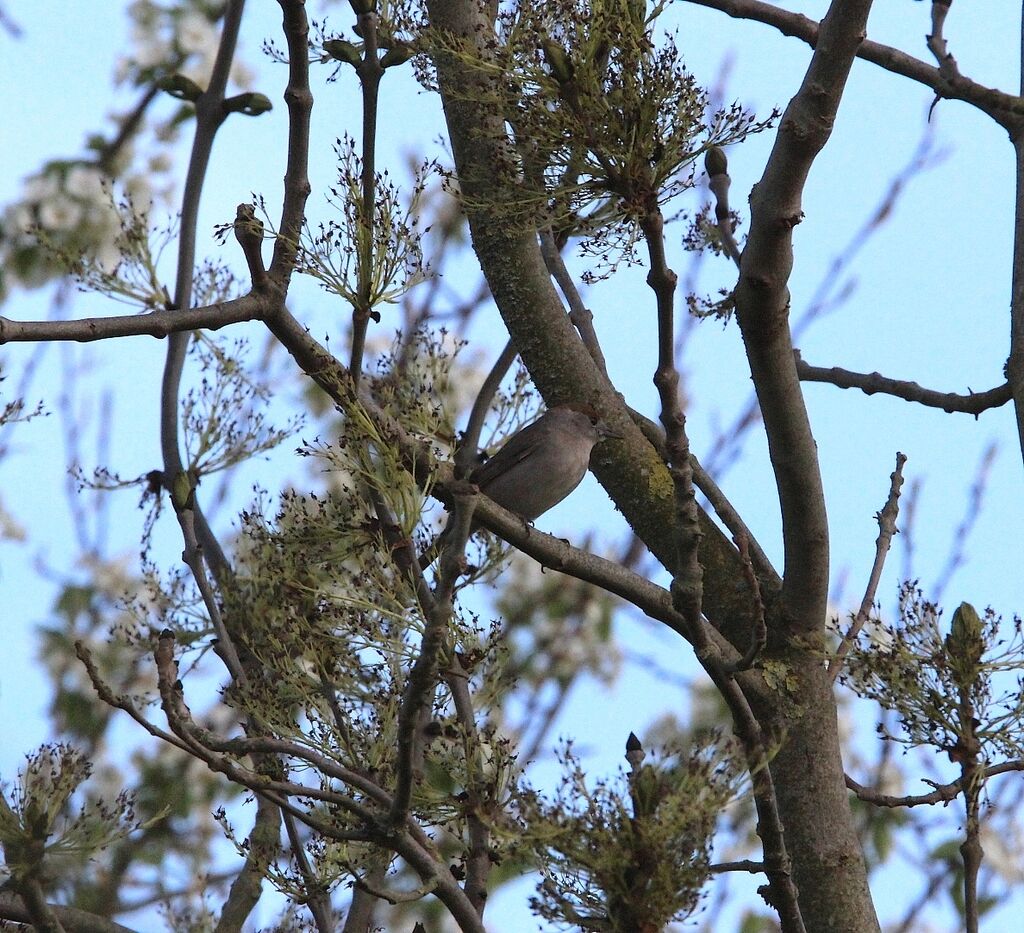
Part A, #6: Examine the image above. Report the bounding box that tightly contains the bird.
[420,404,617,569]
[469,403,616,522]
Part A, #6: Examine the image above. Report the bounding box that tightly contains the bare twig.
[688,454,779,589]
[640,197,801,926]
[641,208,704,632]
[710,859,766,874]
[389,485,476,826]
[157,0,246,596]
[282,810,335,933]
[176,504,246,682]
[75,640,193,753]
[0,295,267,345]
[445,654,491,914]
[349,9,385,390]
[725,533,767,673]
[455,339,518,477]
[704,147,742,266]
[845,759,1024,808]
[628,404,779,587]
[796,353,1011,416]
[353,873,439,905]
[829,452,907,681]
[538,228,610,377]
[685,0,1024,130]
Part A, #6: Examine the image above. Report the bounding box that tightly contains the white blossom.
[23,173,60,203]
[65,165,106,202]
[176,11,216,56]
[93,236,123,274]
[38,195,83,232]
[4,203,35,236]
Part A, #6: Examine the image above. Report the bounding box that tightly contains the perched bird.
[470,404,616,521]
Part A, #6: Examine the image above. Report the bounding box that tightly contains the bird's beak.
[595,419,622,440]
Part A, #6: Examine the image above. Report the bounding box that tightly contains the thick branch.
[0,894,135,933]
[425,0,767,659]
[733,0,873,635]
[1008,12,1024,473]
[268,0,313,283]
[725,3,884,930]
[686,0,1024,131]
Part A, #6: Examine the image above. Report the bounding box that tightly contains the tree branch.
[734,0,873,635]
[425,0,766,664]
[796,352,1012,416]
[538,228,611,378]
[0,295,267,345]
[846,759,1024,808]
[830,451,907,681]
[0,893,136,933]
[268,0,313,285]
[685,0,1024,131]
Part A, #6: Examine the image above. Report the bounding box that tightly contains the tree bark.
[426,1,880,930]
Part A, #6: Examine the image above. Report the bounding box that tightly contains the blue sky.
[2,2,1023,929]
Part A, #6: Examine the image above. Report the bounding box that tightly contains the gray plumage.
[470,406,611,521]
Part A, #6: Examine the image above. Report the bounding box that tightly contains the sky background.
[2,1,1023,930]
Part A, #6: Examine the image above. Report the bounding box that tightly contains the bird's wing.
[469,420,545,488]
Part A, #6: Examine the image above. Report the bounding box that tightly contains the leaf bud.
[323,39,362,67]
[224,93,273,116]
[705,146,728,178]
[156,74,203,102]
[381,43,415,69]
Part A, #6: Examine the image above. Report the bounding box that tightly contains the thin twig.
[455,339,518,476]
[830,452,907,681]
[349,9,385,390]
[177,505,247,683]
[641,208,704,632]
[157,0,243,592]
[353,873,439,905]
[710,859,766,874]
[0,294,267,344]
[538,228,610,377]
[725,533,767,673]
[75,640,193,753]
[389,485,476,826]
[796,353,1011,416]
[282,810,335,933]
[845,759,1024,808]
[932,442,997,602]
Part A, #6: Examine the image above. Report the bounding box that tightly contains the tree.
[0,1,1022,931]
